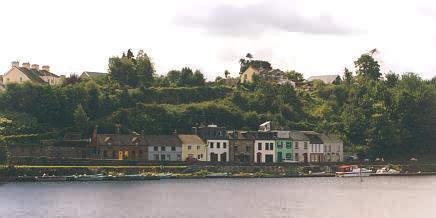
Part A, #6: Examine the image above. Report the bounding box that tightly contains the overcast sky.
[1,0,435,80]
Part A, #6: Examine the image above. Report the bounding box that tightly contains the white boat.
[335,165,373,177]
[376,167,400,174]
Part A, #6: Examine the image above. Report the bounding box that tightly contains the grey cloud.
[175,1,355,37]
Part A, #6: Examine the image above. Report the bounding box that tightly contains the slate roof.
[307,75,341,84]
[13,67,60,84]
[301,131,323,144]
[289,130,310,141]
[145,135,182,147]
[80,71,107,79]
[318,133,343,144]
[228,131,256,140]
[177,134,205,145]
[96,134,146,146]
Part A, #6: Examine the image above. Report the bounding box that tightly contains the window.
[197,145,200,150]
[258,143,262,150]
[198,154,201,159]
[103,150,108,158]
[161,146,166,151]
[269,143,274,150]
[167,154,171,160]
[304,142,308,149]
[177,154,181,161]
[217,142,220,149]
[329,145,331,152]
[161,154,166,161]
[154,146,158,151]
[286,153,291,158]
[295,142,299,149]
[265,143,269,150]
[277,142,283,149]
[210,142,214,148]
[200,154,204,159]
[286,142,291,149]
[234,145,238,152]
[171,146,176,151]
[223,142,227,149]
[188,145,192,150]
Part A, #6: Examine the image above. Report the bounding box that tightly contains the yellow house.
[239,66,260,83]
[178,134,207,161]
[2,61,63,85]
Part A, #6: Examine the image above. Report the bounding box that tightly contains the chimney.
[22,62,30,69]
[42,65,50,72]
[11,61,19,68]
[31,64,39,70]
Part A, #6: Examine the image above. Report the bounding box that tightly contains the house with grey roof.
[94,133,148,160]
[318,133,343,162]
[289,131,310,162]
[301,131,325,163]
[80,71,107,80]
[178,134,207,161]
[2,61,63,85]
[307,75,341,84]
[145,135,182,161]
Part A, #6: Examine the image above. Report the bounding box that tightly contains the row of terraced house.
[87,123,343,163]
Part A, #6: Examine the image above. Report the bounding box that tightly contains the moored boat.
[375,167,400,175]
[335,165,372,177]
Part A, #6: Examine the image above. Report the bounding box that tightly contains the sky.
[0,0,435,80]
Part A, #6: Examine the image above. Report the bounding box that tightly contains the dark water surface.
[1,176,435,218]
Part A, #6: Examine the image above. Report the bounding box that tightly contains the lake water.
[1,176,435,218]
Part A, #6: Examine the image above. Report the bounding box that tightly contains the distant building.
[254,131,276,163]
[289,131,310,163]
[228,131,255,163]
[94,133,147,160]
[194,125,229,162]
[240,66,290,84]
[319,133,343,162]
[307,75,341,85]
[2,61,63,85]
[80,71,107,80]
[272,131,293,162]
[178,134,207,161]
[145,135,182,161]
[301,131,324,163]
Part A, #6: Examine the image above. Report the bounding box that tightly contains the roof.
[254,131,275,140]
[288,130,310,141]
[318,133,343,144]
[177,134,205,145]
[307,75,340,84]
[80,71,107,79]
[145,135,182,147]
[227,131,256,140]
[96,134,146,146]
[271,131,290,139]
[301,131,323,144]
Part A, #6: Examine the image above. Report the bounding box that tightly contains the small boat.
[205,172,231,178]
[156,173,175,179]
[67,174,107,181]
[335,165,372,177]
[376,167,400,175]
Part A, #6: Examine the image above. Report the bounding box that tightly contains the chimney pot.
[31,64,39,70]
[22,62,30,69]
[11,61,19,68]
[42,65,50,72]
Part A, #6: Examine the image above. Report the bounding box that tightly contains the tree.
[224,70,230,78]
[354,52,381,80]
[63,73,82,85]
[342,68,353,85]
[384,71,399,88]
[246,53,253,59]
[135,50,155,87]
[73,104,89,135]
[192,70,206,86]
[286,70,304,82]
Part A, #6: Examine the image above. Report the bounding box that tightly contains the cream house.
[2,61,63,85]
[178,134,207,161]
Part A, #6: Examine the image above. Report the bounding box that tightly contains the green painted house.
[273,131,293,162]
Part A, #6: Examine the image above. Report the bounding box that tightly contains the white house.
[301,131,325,163]
[254,132,276,163]
[207,139,229,162]
[2,61,63,85]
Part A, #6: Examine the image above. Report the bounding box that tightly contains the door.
[277,152,282,162]
[303,153,308,163]
[256,152,262,163]
[265,155,273,163]
[118,151,124,160]
[220,152,227,162]
[210,153,218,162]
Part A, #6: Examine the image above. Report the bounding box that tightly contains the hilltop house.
[94,133,147,160]
[146,135,182,161]
[289,131,310,163]
[80,71,107,80]
[228,131,255,163]
[240,66,290,84]
[178,134,207,161]
[2,61,63,85]
[307,75,341,85]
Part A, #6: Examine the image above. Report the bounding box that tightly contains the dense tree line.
[0,49,434,161]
